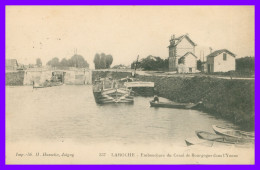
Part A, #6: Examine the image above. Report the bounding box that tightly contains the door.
[207,64,210,73]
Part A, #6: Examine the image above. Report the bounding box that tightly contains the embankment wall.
[6,69,92,85]
[5,71,24,86]
[136,75,254,130]
[92,70,254,130]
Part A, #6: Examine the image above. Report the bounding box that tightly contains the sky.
[6,6,255,69]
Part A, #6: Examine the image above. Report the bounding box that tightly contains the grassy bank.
[6,71,25,86]
[136,75,254,130]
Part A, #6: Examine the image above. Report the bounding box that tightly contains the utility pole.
[133,55,139,77]
[203,50,205,62]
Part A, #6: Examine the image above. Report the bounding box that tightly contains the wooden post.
[134,55,139,77]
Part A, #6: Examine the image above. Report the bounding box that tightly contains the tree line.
[47,55,89,68]
[131,55,168,71]
[41,54,255,73]
[93,53,113,69]
[236,56,254,73]
[45,53,114,69]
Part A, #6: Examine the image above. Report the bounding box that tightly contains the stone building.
[168,34,197,73]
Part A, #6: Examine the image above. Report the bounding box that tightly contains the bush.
[131,55,168,71]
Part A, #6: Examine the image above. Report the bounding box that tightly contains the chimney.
[209,47,213,53]
[170,34,175,46]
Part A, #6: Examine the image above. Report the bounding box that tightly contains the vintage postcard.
[5,6,255,164]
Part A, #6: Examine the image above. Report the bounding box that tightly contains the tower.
[168,35,177,71]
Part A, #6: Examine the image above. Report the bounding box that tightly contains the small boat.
[185,137,214,146]
[33,82,46,88]
[185,137,253,148]
[33,81,63,89]
[33,85,45,89]
[149,101,200,109]
[212,125,254,141]
[93,78,134,104]
[195,130,250,144]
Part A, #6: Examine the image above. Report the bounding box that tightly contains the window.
[189,68,192,72]
[223,53,227,61]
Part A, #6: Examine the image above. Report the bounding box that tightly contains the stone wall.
[6,71,25,86]
[11,69,92,85]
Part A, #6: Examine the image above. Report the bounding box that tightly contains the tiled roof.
[168,34,197,48]
[206,49,236,58]
[175,34,197,47]
[178,52,197,64]
[180,52,197,59]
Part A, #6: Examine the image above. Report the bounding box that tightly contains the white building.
[177,52,197,73]
[206,49,236,73]
[168,34,197,73]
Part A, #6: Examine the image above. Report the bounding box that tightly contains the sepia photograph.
[5,6,255,164]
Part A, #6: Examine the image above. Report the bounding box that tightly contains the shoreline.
[5,70,255,131]
[92,70,254,131]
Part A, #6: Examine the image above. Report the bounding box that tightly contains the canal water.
[6,85,234,147]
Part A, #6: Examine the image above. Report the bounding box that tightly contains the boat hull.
[185,137,214,146]
[195,130,250,144]
[33,82,63,89]
[212,125,254,142]
[93,89,134,104]
[150,101,196,109]
[185,137,253,148]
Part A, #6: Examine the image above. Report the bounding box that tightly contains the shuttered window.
[223,53,227,61]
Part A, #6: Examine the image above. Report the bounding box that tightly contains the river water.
[6,85,234,146]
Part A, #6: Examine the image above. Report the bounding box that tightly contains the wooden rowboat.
[212,125,254,141]
[185,137,253,148]
[149,101,200,109]
[33,82,63,89]
[185,137,214,146]
[195,130,248,144]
